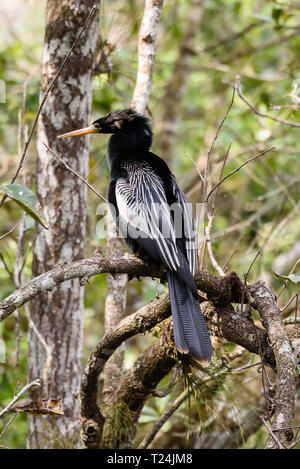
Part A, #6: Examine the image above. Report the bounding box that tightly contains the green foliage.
[181,356,237,432]
[102,401,135,448]
[273,271,300,284]
[0,184,47,228]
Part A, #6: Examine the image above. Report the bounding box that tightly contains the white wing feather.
[170,174,197,275]
[115,164,180,271]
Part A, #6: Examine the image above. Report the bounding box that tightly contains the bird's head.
[57,109,152,141]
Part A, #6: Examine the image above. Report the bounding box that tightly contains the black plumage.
[58,109,213,366]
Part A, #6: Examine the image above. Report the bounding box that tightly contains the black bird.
[58,109,213,366]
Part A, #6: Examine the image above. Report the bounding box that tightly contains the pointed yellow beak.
[57,125,99,139]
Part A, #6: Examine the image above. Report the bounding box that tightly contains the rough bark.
[203,302,275,369]
[102,212,128,400]
[78,271,276,448]
[80,293,171,448]
[81,320,176,449]
[27,0,99,448]
[0,257,242,321]
[131,0,164,114]
[0,258,276,368]
[101,332,176,448]
[250,281,298,449]
[0,243,282,449]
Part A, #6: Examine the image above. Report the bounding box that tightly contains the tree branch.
[131,0,164,114]
[202,302,275,369]
[80,292,171,448]
[250,281,298,449]
[0,255,245,322]
[139,388,189,449]
[100,0,164,411]
[0,379,41,418]
[79,285,277,448]
[237,82,300,128]
[101,331,176,448]
[0,254,165,322]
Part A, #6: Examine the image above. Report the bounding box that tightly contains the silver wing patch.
[115,166,180,271]
[170,174,197,275]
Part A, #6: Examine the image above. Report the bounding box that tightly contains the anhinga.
[58,109,213,366]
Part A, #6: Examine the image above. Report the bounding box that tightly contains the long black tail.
[167,270,213,366]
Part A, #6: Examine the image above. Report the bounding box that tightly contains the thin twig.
[26,306,53,387]
[231,360,262,373]
[280,293,299,313]
[294,293,299,325]
[139,388,189,449]
[204,142,233,276]
[0,252,15,283]
[277,257,300,299]
[151,367,178,398]
[0,379,41,418]
[211,141,232,208]
[0,224,19,242]
[0,414,17,440]
[206,147,276,202]
[43,143,108,204]
[184,152,205,184]
[205,216,225,276]
[240,249,261,315]
[237,84,300,128]
[288,436,300,449]
[203,87,236,201]
[46,151,108,228]
[199,89,235,272]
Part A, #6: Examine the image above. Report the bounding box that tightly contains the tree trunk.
[101,0,163,405]
[101,212,128,401]
[28,0,99,449]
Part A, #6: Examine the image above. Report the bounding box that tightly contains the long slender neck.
[107,126,153,169]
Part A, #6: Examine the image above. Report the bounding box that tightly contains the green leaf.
[0,184,48,229]
[138,415,158,424]
[273,271,300,284]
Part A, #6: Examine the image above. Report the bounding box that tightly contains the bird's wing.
[170,174,197,275]
[115,166,180,271]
